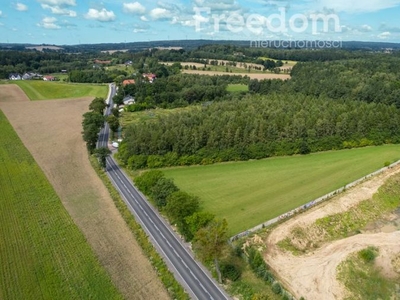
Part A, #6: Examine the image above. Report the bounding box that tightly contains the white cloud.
[378,31,391,39]
[15,3,28,11]
[140,15,148,21]
[37,16,61,29]
[37,0,76,6]
[318,0,400,13]
[41,4,77,16]
[0,10,2,16]
[360,24,372,32]
[123,2,146,14]
[85,8,116,22]
[149,8,172,20]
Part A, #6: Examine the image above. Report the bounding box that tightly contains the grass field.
[0,110,122,300]
[12,80,107,100]
[226,84,249,93]
[163,145,400,235]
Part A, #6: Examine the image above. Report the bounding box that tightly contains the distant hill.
[1,40,399,53]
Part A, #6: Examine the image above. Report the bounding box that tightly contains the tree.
[94,147,111,169]
[107,115,120,133]
[82,111,104,130]
[151,177,179,208]
[165,191,200,224]
[134,170,164,195]
[193,219,228,283]
[111,107,120,118]
[185,211,215,237]
[89,97,107,114]
[82,123,101,153]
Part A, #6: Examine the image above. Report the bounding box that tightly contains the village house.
[9,73,22,80]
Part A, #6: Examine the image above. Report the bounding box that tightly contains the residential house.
[43,75,55,81]
[143,73,156,83]
[122,79,135,86]
[9,73,22,80]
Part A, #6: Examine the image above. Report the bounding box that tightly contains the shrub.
[358,247,378,263]
[271,282,282,295]
[220,262,242,282]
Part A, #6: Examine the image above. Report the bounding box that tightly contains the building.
[122,79,135,86]
[9,73,22,80]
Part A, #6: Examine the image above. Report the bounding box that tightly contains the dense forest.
[118,94,400,169]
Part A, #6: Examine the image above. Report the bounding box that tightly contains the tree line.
[113,73,250,109]
[117,93,400,169]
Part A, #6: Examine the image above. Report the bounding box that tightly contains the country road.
[97,83,230,300]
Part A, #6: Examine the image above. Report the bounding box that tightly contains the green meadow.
[13,80,107,100]
[163,145,400,235]
[0,110,122,300]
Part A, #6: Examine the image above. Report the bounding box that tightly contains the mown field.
[163,145,400,235]
[0,110,122,300]
[11,80,107,100]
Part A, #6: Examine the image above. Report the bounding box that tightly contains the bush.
[271,282,282,295]
[358,247,378,263]
[384,161,391,167]
[220,262,242,282]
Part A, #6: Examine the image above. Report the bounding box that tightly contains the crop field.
[0,110,122,300]
[163,145,400,235]
[12,80,107,100]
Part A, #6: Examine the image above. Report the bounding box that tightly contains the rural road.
[97,83,230,300]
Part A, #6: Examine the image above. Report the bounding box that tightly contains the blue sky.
[0,0,400,45]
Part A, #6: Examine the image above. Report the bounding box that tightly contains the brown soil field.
[0,84,169,300]
[182,69,290,80]
[264,165,400,300]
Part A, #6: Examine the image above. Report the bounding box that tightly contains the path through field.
[0,84,169,300]
[265,165,400,299]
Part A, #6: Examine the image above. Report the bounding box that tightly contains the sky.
[0,0,400,45]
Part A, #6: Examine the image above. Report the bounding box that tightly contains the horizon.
[1,1,400,45]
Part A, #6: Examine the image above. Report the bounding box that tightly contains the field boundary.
[231,159,400,241]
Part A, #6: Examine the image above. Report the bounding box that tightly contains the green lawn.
[226,84,249,93]
[163,145,400,235]
[0,110,122,300]
[12,80,108,100]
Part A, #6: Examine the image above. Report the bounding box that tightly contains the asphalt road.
[97,84,230,300]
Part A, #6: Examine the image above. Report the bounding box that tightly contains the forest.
[118,94,400,169]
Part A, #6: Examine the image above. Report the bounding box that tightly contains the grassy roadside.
[0,110,123,300]
[89,156,189,300]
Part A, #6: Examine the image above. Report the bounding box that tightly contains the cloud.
[360,24,372,32]
[85,8,116,22]
[37,16,61,29]
[318,0,400,13]
[15,3,28,11]
[149,8,172,20]
[37,0,76,6]
[41,4,77,16]
[379,23,400,32]
[378,31,391,39]
[123,2,146,14]
[0,10,2,16]
[140,15,148,21]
